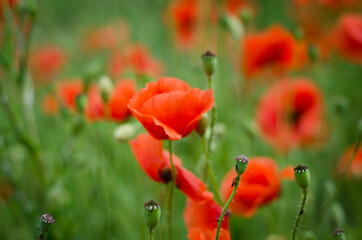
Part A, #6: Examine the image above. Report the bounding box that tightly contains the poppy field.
[0,0,362,239]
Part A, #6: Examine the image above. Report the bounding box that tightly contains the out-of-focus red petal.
[109,80,136,121]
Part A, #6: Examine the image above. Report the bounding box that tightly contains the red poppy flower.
[107,49,127,79]
[127,45,164,77]
[338,144,362,178]
[41,94,59,116]
[256,79,324,151]
[129,133,208,200]
[242,25,295,78]
[184,192,230,240]
[57,80,83,111]
[29,46,66,83]
[170,0,199,49]
[128,77,214,141]
[82,21,129,52]
[220,157,293,217]
[334,14,362,64]
[108,80,136,121]
[85,85,105,121]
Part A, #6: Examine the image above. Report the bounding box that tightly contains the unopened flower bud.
[98,75,113,103]
[144,200,161,231]
[294,165,310,190]
[308,44,319,63]
[219,14,244,40]
[196,114,209,136]
[39,214,54,234]
[114,123,137,142]
[333,229,345,240]
[201,51,217,77]
[75,93,87,114]
[235,154,249,175]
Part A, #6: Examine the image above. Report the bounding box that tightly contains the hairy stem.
[215,175,240,240]
[291,189,308,240]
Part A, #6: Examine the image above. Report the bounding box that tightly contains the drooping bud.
[39,214,54,234]
[98,75,114,103]
[294,165,310,190]
[114,123,137,142]
[196,114,209,136]
[235,154,249,176]
[143,200,161,231]
[219,14,244,40]
[75,93,87,114]
[333,229,345,240]
[308,44,319,63]
[201,51,217,77]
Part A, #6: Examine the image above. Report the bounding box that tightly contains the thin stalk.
[201,136,222,205]
[167,140,176,240]
[161,184,170,240]
[291,189,308,240]
[148,229,154,240]
[215,175,241,240]
[207,76,216,153]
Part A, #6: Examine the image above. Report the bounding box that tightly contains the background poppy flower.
[129,133,208,200]
[242,25,295,78]
[128,77,214,141]
[184,192,230,240]
[85,85,105,121]
[334,14,362,64]
[338,144,362,178]
[29,45,66,83]
[108,80,136,122]
[220,157,293,217]
[256,79,324,151]
[41,94,59,115]
[56,79,83,111]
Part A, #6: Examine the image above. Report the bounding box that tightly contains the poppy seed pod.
[201,51,217,77]
[39,214,54,234]
[333,229,345,240]
[294,165,310,190]
[235,154,249,176]
[143,200,161,231]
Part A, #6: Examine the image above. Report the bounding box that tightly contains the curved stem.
[215,175,240,240]
[167,140,176,240]
[291,189,308,240]
[201,136,222,205]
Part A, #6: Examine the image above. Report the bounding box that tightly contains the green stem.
[201,136,222,205]
[149,229,154,240]
[215,175,240,240]
[167,140,176,240]
[291,189,308,240]
[207,76,216,153]
[161,184,169,240]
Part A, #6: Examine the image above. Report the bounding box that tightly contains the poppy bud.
[333,229,345,240]
[235,154,249,175]
[219,14,244,40]
[75,93,87,114]
[294,165,310,190]
[114,123,137,142]
[308,44,319,63]
[201,51,217,77]
[143,200,161,231]
[98,75,114,103]
[196,114,209,136]
[39,214,54,234]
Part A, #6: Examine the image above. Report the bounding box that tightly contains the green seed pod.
[294,165,310,190]
[201,51,217,77]
[333,229,345,240]
[235,154,249,176]
[143,200,161,231]
[39,214,54,234]
[196,114,209,136]
[75,93,87,114]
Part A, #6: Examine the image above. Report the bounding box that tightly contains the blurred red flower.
[127,45,164,77]
[220,157,293,217]
[41,94,59,116]
[184,192,230,240]
[85,85,105,121]
[107,49,127,79]
[128,77,214,141]
[170,0,198,49]
[29,46,66,83]
[82,21,129,52]
[256,79,324,151]
[338,144,362,178]
[242,25,295,78]
[334,14,362,64]
[129,133,208,200]
[56,79,83,111]
[108,80,136,122]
